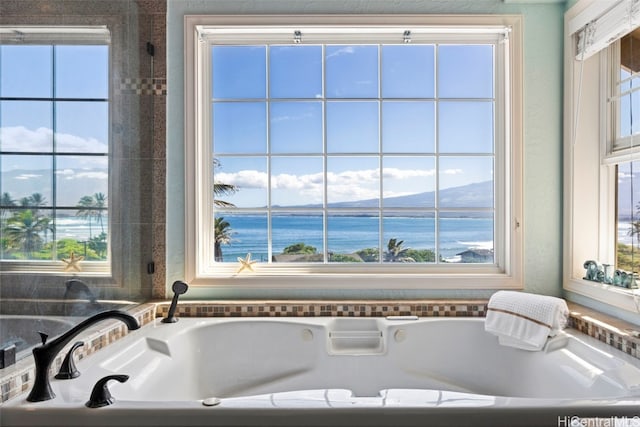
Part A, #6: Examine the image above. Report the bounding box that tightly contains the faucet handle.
[37,331,49,346]
[85,374,129,408]
[55,341,84,380]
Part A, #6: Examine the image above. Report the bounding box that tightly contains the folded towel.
[484,291,569,351]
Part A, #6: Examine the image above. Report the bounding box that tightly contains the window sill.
[564,277,640,314]
[0,261,110,276]
[187,268,523,291]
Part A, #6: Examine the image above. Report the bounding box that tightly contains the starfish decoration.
[61,252,84,272]
[236,253,257,273]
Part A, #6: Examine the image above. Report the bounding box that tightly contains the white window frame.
[0,26,111,275]
[564,0,640,313]
[184,15,524,290]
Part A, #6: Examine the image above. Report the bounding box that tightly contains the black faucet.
[162,280,189,323]
[26,310,140,402]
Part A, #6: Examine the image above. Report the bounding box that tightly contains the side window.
[0,35,109,271]
[616,30,640,273]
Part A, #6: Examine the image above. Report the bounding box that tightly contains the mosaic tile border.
[0,304,155,404]
[155,300,488,318]
[568,310,640,359]
[119,77,167,96]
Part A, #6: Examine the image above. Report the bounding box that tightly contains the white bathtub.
[3,316,640,426]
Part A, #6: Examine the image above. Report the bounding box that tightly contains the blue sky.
[211,43,495,207]
[0,45,109,206]
[0,42,496,210]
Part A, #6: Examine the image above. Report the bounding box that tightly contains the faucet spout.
[26,310,140,402]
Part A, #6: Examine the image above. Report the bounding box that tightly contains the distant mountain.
[285,180,494,209]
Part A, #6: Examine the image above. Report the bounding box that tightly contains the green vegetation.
[214,217,234,262]
[0,192,108,261]
[328,253,362,263]
[617,242,639,273]
[283,243,317,254]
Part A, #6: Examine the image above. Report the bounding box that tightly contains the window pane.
[56,101,108,153]
[439,156,493,208]
[438,45,493,99]
[213,102,267,153]
[0,155,52,206]
[57,209,108,261]
[328,213,379,263]
[213,157,267,208]
[56,156,108,207]
[439,212,494,264]
[383,213,435,263]
[271,157,323,206]
[383,156,435,208]
[0,45,52,98]
[270,45,322,98]
[382,45,434,98]
[617,161,640,272]
[272,213,324,262]
[2,207,53,260]
[0,101,53,152]
[439,101,493,153]
[327,101,379,153]
[382,101,434,153]
[206,36,501,266]
[327,156,379,207]
[326,45,378,98]
[270,102,323,153]
[55,45,108,99]
[214,212,267,263]
[212,46,266,99]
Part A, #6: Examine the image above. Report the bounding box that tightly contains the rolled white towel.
[484,291,569,351]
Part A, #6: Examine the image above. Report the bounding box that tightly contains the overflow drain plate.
[202,397,221,407]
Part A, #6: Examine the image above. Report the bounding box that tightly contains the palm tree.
[4,210,52,258]
[76,195,97,239]
[214,217,233,262]
[75,193,108,238]
[213,159,237,208]
[0,192,17,222]
[93,193,107,234]
[19,193,47,216]
[384,238,414,263]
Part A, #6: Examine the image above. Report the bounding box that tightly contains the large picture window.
[0,27,110,273]
[186,16,523,289]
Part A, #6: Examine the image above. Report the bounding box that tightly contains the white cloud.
[15,174,42,180]
[325,46,355,59]
[65,171,108,180]
[0,126,107,153]
[216,170,268,189]
[382,167,435,179]
[442,168,464,175]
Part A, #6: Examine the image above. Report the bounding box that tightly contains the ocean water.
[217,214,494,262]
[47,214,494,263]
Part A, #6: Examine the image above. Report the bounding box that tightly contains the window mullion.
[51,45,58,262]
